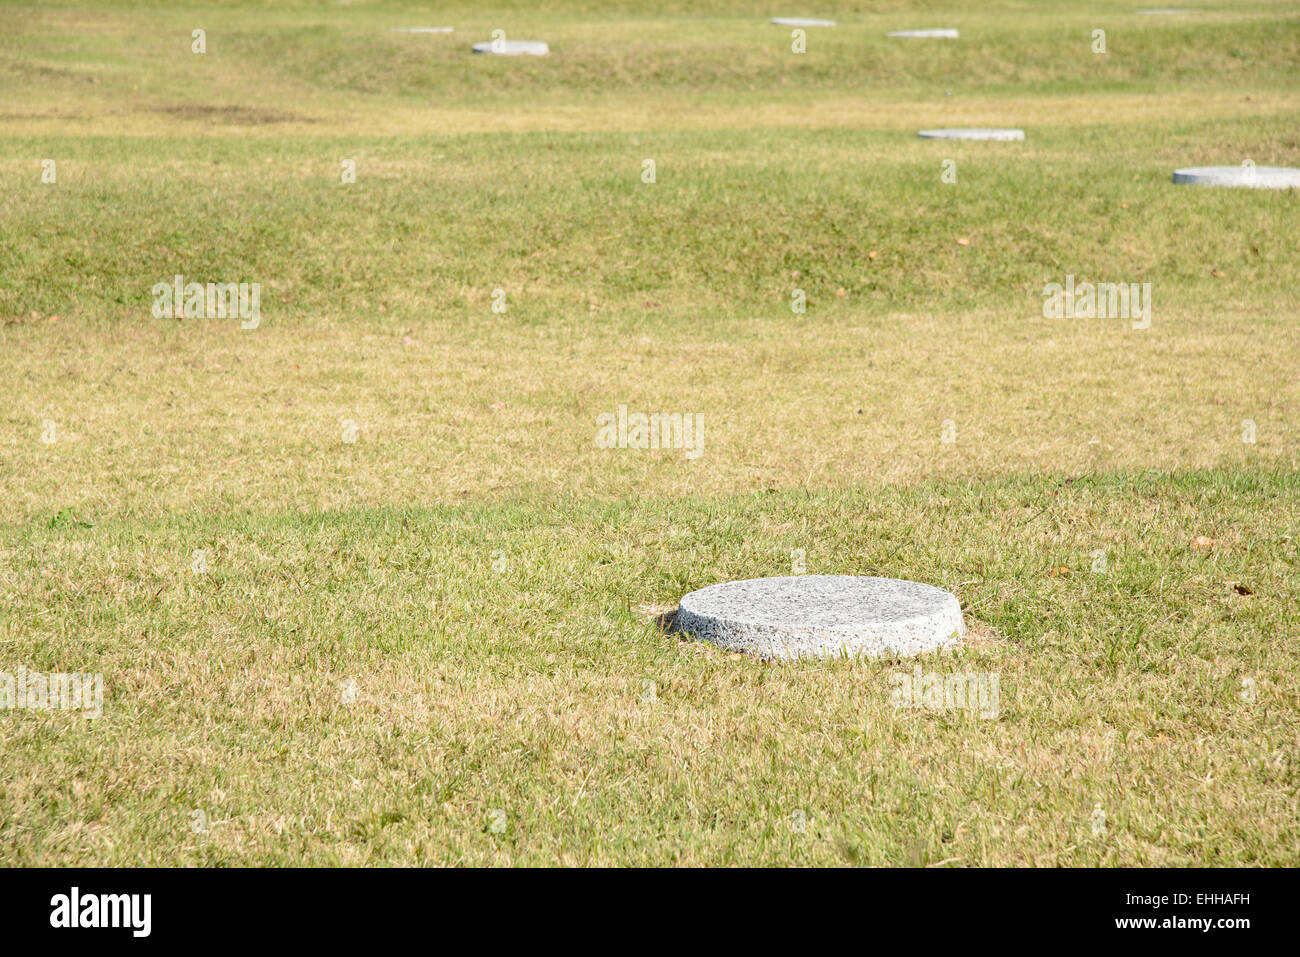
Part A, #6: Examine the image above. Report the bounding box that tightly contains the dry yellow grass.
[1,0,1298,865]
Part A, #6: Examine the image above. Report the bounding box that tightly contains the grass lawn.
[1,0,1298,865]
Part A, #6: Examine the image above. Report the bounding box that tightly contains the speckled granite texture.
[674,575,965,660]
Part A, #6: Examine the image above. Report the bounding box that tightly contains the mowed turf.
[1,1,1298,865]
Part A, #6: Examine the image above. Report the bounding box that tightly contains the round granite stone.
[472,40,549,56]
[771,17,836,27]
[918,128,1025,141]
[674,575,965,660]
[1172,166,1300,189]
[887,28,959,38]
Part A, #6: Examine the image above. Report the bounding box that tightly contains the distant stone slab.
[674,575,965,660]
[918,128,1024,141]
[390,27,454,34]
[1173,166,1300,188]
[472,40,549,56]
[771,17,836,27]
[887,28,959,38]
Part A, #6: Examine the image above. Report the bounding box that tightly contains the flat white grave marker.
[472,40,549,56]
[674,575,965,660]
[771,17,836,27]
[1172,165,1300,188]
[887,28,959,38]
[918,128,1024,140]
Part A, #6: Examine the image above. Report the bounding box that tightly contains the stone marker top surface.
[918,128,1025,140]
[771,17,836,27]
[472,40,549,56]
[887,28,959,38]
[1172,166,1300,188]
[674,575,965,659]
[681,575,953,629]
